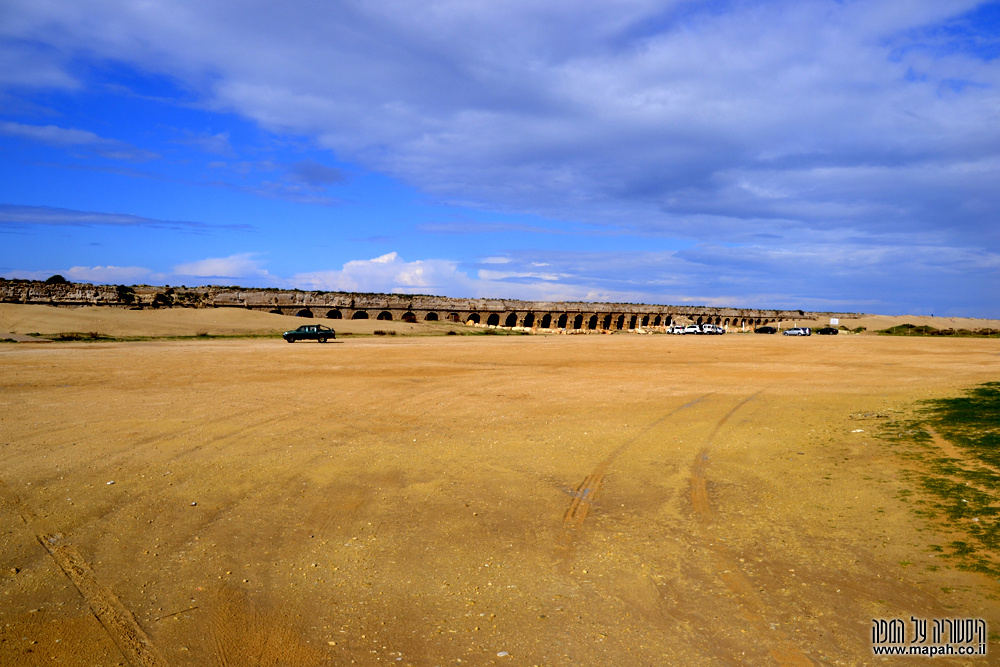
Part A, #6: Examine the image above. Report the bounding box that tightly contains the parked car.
[816,327,839,335]
[704,324,725,335]
[754,326,777,334]
[783,327,811,336]
[667,325,685,334]
[683,324,702,334]
[283,324,336,343]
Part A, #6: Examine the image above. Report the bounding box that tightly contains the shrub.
[45,274,69,285]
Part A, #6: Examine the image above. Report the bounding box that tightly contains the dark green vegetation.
[884,383,1000,576]
[878,323,1000,337]
[44,274,69,285]
[34,332,280,343]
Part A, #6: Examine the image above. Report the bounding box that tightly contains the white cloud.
[64,265,154,283]
[0,203,244,230]
[291,252,462,293]
[173,253,269,278]
[0,121,106,146]
[480,256,511,264]
[0,121,158,161]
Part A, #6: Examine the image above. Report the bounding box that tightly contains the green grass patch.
[881,382,1000,576]
[878,323,1000,337]
[37,332,284,343]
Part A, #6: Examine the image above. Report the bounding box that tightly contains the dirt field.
[1,322,998,666]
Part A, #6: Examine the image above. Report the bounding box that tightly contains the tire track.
[0,475,167,667]
[687,392,816,667]
[39,536,168,667]
[555,394,712,565]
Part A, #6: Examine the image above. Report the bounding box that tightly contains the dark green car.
[283,324,336,343]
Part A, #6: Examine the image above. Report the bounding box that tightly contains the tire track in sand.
[688,392,815,667]
[38,535,168,667]
[555,394,712,565]
[0,476,167,667]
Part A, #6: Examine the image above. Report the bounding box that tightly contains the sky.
[1,0,999,316]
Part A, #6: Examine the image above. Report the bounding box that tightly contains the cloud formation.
[173,253,270,278]
[0,120,158,161]
[3,0,997,246]
[0,204,248,231]
[65,265,153,283]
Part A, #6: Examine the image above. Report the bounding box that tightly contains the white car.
[783,327,811,336]
[683,324,701,334]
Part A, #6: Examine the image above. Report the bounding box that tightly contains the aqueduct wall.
[0,279,867,330]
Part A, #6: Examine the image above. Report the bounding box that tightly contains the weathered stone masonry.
[0,279,866,330]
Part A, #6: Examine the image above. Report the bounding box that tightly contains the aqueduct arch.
[190,288,860,333]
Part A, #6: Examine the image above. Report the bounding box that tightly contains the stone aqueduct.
[0,280,866,330]
[199,288,866,330]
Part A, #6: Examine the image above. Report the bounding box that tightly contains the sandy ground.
[1,312,999,666]
[0,304,466,338]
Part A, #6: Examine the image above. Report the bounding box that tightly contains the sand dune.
[0,304,464,337]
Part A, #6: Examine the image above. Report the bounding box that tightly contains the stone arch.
[627,314,637,329]
[653,315,661,326]
[616,314,625,329]
[573,314,584,329]
[505,313,518,327]
[352,310,369,320]
[269,309,282,315]
[326,309,343,319]
[557,313,568,328]
[487,313,500,326]
[588,314,598,330]
[696,315,704,324]
[467,313,481,324]
[603,314,613,329]
[377,311,393,320]
[402,312,417,323]
[447,312,460,322]
[665,315,672,326]
[522,312,535,328]
[641,315,649,327]
[296,309,314,318]
[425,312,439,321]
[540,313,552,328]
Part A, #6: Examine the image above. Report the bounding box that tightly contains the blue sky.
[1,0,999,316]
